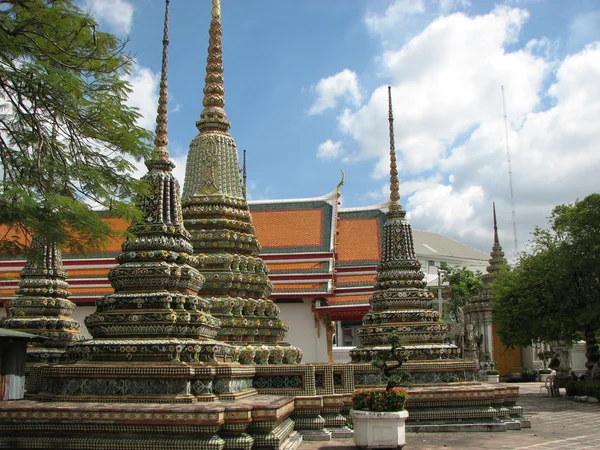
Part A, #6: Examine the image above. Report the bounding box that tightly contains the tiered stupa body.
[3,237,84,362]
[71,0,233,364]
[464,203,506,366]
[350,87,459,364]
[182,0,300,364]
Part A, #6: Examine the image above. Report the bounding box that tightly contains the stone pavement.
[299,382,600,450]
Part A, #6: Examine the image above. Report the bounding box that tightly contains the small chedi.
[2,236,84,363]
[181,0,299,364]
[464,202,507,369]
[350,87,461,370]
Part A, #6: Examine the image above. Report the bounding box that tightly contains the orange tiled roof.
[336,274,375,285]
[0,218,129,255]
[272,283,327,292]
[252,209,324,249]
[337,218,381,262]
[266,261,325,273]
[69,287,113,295]
[327,294,371,305]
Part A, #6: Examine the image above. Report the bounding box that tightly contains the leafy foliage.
[0,0,153,252]
[352,388,408,412]
[492,194,600,370]
[565,380,600,398]
[439,262,483,322]
[371,332,412,389]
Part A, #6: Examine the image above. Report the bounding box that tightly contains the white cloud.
[120,62,160,179]
[365,0,426,35]
[83,0,134,35]
[322,5,600,255]
[406,183,486,239]
[339,7,545,180]
[317,140,345,160]
[124,63,160,131]
[308,69,362,115]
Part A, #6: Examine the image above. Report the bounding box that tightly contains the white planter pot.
[487,374,499,383]
[350,409,409,449]
[539,373,552,382]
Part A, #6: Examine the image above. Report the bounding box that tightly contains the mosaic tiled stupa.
[350,87,461,366]
[2,236,84,363]
[464,203,507,367]
[69,0,233,365]
[181,0,300,365]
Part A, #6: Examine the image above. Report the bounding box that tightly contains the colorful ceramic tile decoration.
[3,237,85,363]
[349,88,462,364]
[67,0,233,365]
[0,2,531,449]
[180,0,299,364]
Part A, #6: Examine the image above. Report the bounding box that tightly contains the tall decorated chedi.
[3,237,84,362]
[464,203,506,366]
[182,0,300,364]
[72,0,233,364]
[350,87,459,364]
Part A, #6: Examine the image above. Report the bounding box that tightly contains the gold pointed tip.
[212,0,221,18]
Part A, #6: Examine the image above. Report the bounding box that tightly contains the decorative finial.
[387,86,402,213]
[242,149,247,200]
[196,0,230,133]
[151,0,170,161]
[336,169,345,198]
[211,0,221,18]
[493,202,499,244]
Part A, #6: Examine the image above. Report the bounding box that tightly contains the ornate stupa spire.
[350,87,459,364]
[242,149,247,200]
[181,1,300,364]
[71,0,232,364]
[387,86,402,214]
[3,236,84,362]
[472,202,506,305]
[195,0,230,134]
[151,0,171,162]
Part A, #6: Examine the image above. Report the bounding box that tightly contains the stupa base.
[0,395,300,450]
[28,361,257,403]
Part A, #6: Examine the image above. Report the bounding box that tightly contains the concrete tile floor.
[299,383,600,450]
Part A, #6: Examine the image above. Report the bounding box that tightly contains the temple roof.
[0,196,488,309]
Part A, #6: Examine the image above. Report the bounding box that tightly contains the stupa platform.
[0,394,300,450]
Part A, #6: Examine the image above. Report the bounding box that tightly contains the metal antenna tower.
[501,86,518,254]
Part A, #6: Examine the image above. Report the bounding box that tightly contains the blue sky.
[82,0,600,257]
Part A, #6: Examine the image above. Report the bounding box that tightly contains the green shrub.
[522,368,538,382]
[565,380,600,398]
[387,371,413,388]
[352,388,408,412]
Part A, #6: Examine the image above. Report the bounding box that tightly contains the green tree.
[492,194,600,372]
[439,262,483,323]
[0,0,152,254]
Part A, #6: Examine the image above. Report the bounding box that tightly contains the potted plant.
[521,368,538,382]
[351,333,410,449]
[486,361,499,383]
[537,350,554,381]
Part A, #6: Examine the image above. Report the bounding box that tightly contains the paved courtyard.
[299,382,600,450]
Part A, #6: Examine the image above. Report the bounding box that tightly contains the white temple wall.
[71,305,94,338]
[277,300,328,363]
